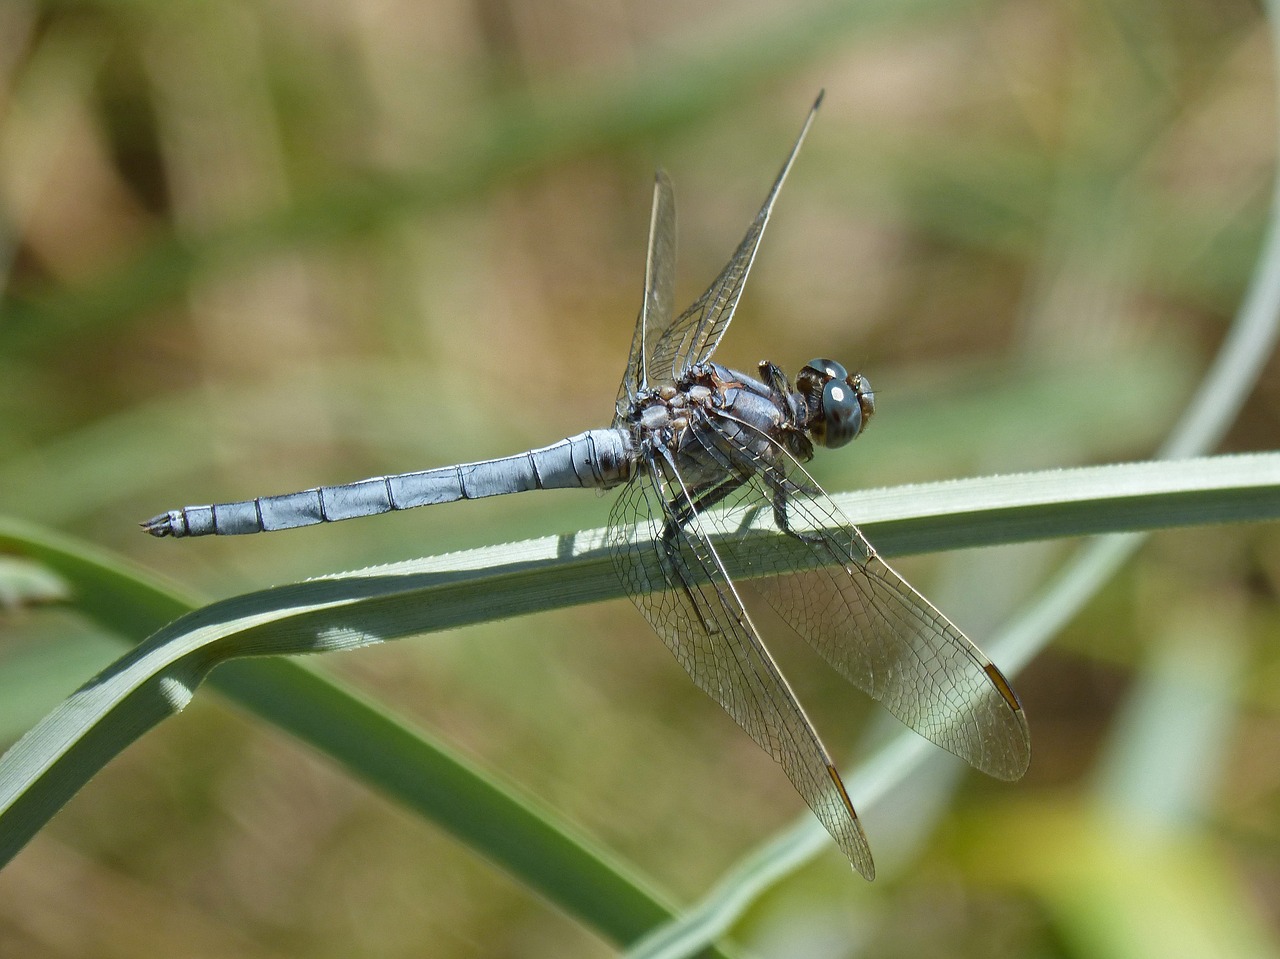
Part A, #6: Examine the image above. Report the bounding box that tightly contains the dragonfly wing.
[616,170,678,422]
[646,92,823,384]
[607,455,875,878]
[691,420,1032,781]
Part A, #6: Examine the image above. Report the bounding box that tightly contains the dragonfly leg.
[758,360,793,395]
[662,473,749,540]
[657,470,753,638]
[770,482,827,545]
[698,431,821,544]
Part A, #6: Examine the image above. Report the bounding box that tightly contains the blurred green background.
[1,0,1278,956]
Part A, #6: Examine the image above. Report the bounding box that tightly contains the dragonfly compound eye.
[798,358,869,449]
[802,357,848,382]
[818,377,862,448]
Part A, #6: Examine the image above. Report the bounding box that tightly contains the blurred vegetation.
[0,0,1278,957]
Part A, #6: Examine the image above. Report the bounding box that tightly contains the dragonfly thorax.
[631,373,719,448]
[796,358,875,449]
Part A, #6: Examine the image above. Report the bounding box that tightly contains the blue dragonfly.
[145,93,1030,878]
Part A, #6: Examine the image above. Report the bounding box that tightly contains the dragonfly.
[144,91,1030,879]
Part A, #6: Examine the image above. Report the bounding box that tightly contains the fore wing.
[644,91,823,385]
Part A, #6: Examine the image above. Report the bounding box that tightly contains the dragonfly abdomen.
[142,428,634,537]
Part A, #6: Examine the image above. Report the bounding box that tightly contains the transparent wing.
[691,417,1032,781]
[645,92,822,385]
[607,453,875,878]
[615,170,677,423]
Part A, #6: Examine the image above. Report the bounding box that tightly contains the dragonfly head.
[797,358,875,449]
